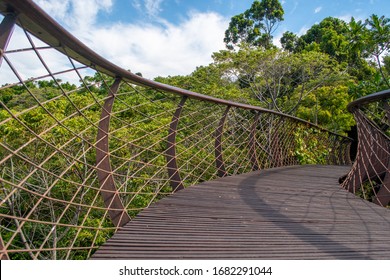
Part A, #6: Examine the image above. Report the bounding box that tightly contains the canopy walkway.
[0,0,389,260]
[92,165,390,259]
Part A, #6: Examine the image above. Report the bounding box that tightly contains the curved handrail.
[348,89,390,112]
[0,0,348,139]
[342,89,390,206]
[0,0,352,260]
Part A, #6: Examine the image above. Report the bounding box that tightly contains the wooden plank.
[92,165,390,260]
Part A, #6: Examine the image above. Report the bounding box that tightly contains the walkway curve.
[92,165,390,259]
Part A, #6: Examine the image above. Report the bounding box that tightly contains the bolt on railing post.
[249,112,260,171]
[166,96,187,192]
[215,106,231,177]
[0,12,17,67]
[96,77,131,227]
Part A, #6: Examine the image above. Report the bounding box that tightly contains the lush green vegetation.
[1,0,389,259]
[158,0,389,134]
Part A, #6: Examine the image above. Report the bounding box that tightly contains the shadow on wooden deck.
[92,165,390,259]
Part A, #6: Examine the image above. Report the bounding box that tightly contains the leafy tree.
[155,65,252,103]
[212,47,349,114]
[300,17,349,63]
[280,31,304,53]
[280,14,390,91]
[224,0,284,50]
[291,85,355,133]
[346,17,369,61]
[365,14,390,87]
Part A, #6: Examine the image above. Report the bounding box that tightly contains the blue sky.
[32,0,390,78]
[108,1,389,33]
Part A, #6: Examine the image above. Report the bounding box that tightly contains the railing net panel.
[342,95,390,207]
[0,8,351,260]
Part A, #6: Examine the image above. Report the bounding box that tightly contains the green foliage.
[1,79,168,259]
[292,85,355,133]
[280,31,305,53]
[212,46,350,118]
[384,55,390,75]
[280,14,390,88]
[300,17,349,62]
[294,127,330,165]
[224,0,284,49]
[2,2,389,260]
[155,65,253,103]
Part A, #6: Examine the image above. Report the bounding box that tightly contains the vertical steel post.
[249,112,260,171]
[96,77,131,227]
[270,117,283,167]
[0,13,16,260]
[215,106,230,177]
[0,13,17,67]
[166,96,187,192]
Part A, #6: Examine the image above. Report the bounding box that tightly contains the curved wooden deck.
[92,165,390,259]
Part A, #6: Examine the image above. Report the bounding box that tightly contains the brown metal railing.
[341,89,390,207]
[0,0,351,259]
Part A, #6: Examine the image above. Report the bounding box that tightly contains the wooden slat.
[92,165,390,259]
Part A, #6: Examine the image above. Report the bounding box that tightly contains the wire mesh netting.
[0,2,354,259]
[341,95,390,207]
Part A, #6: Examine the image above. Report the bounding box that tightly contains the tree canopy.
[224,0,284,50]
[165,3,390,134]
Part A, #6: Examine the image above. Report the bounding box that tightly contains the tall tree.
[365,14,390,87]
[280,31,304,53]
[224,0,284,50]
[300,17,349,62]
[212,47,349,114]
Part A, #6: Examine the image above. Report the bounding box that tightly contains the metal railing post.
[96,77,131,227]
[166,96,187,192]
[215,106,230,177]
[249,112,260,171]
[0,12,17,67]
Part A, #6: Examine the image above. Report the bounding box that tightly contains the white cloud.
[7,1,228,81]
[273,31,284,49]
[297,26,309,36]
[70,0,113,30]
[131,0,164,17]
[35,0,113,30]
[145,0,164,17]
[33,0,70,20]
[314,7,322,14]
[83,12,228,78]
[0,23,94,85]
[131,0,142,10]
[290,1,298,14]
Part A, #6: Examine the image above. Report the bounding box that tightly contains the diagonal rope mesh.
[341,90,390,207]
[0,0,354,260]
